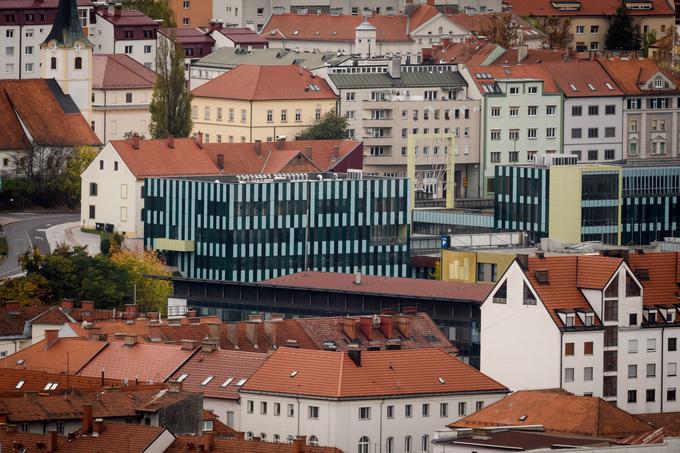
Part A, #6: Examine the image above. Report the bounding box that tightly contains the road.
[0,212,79,278]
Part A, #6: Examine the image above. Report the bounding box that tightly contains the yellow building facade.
[441,250,516,284]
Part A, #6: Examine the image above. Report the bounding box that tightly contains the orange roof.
[489,48,572,66]
[0,368,123,395]
[0,337,107,374]
[466,63,561,94]
[242,347,508,399]
[425,40,502,65]
[446,12,544,39]
[544,61,623,97]
[408,4,440,32]
[168,349,267,400]
[78,341,197,383]
[0,304,70,338]
[637,412,680,437]
[451,389,654,438]
[598,58,680,95]
[92,54,156,90]
[262,13,411,43]
[506,0,674,17]
[191,64,336,101]
[263,271,494,302]
[627,252,680,308]
[66,318,151,339]
[111,137,221,179]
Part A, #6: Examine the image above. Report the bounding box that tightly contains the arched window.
[74,56,82,70]
[308,435,319,446]
[50,57,57,70]
[358,436,370,453]
[422,434,430,452]
[404,436,412,453]
[386,436,394,453]
[273,434,280,443]
[260,433,267,441]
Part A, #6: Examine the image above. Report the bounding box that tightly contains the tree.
[296,111,348,140]
[0,274,51,304]
[122,0,175,27]
[149,37,192,139]
[429,260,442,280]
[605,3,641,51]
[480,13,520,49]
[543,16,573,49]
[642,30,658,55]
[110,249,172,314]
[57,146,99,209]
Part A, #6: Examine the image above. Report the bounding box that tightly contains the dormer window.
[585,313,594,326]
[565,314,575,327]
[654,79,664,89]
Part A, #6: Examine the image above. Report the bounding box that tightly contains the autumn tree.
[480,13,520,49]
[544,16,573,49]
[110,249,172,314]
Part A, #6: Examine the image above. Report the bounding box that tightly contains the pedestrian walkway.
[45,222,101,255]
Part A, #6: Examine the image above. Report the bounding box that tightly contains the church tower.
[41,0,93,121]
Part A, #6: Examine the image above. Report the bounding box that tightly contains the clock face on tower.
[74,42,83,53]
[49,40,58,52]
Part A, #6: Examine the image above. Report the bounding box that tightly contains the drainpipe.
[559,330,563,388]
[19,24,22,80]
[249,100,253,142]
[661,325,665,413]
[379,399,384,453]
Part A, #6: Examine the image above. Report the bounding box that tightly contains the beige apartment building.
[328,60,481,198]
[190,64,337,143]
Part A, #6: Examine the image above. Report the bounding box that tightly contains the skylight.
[15,380,24,389]
[290,370,299,377]
[43,382,58,391]
[569,83,578,92]
[177,374,189,382]
[587,83,595,91]
[438,377,445,384]
[605,82,614,90]
[201,376,214,386]
[221,377,234,387]
[236,379,247,386]
[293,30,299,35]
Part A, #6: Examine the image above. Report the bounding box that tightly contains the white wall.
[562,330,604,397]
[563,97,624,163]
[91,87,153,142]
[203,397,241,431]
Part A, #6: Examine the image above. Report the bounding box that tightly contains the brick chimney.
[201,339,218,353]
[124,335,137,347]
[263,319,280,348]
[379,315,394,339]
[207,323,220,340]
[292,436,307,453]
[195,132,204,148]
[234,431,245,440]
[254,140,262,156]
[167,135,175,148]
[82,404,93,434]
[359,317,374,341]
[343,318,357,340]
[47,430,58,452]
[132,135,141,150]
[396,315,409,338]
[81,301,95,313]
[45,329,59,348]
[216,154,224,171]
[203,432,215,452]
[245,322,258,348]
[181,339,197,351]
[332,145,340,159]
[93,418,105,434]
[168,380,183,392]
[226,323,238,349]
[124,304,138,320]
[60,299,74,310]
[114,3,122,16]
[276,136,286,149]
[208,19,223,32]
[148,324,162,341]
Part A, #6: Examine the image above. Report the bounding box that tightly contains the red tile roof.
[92,54,156,90]
[451,389,654,438]
[425,40,503,65]
[408,4,440,32]
[466,63,561,94]
[0,337,107,374]
[202,410,239,437]
[242,347,508,399]
[505,0,674,17]
[0,368,124,395]
[97,8,159,26]
[0,304,68,338]
[446,12,544,39]
[263,271,494,302]
[160,27,216,45]
[0,0,92,9]
[191,64,336,101]
[262,13,411,43]
[637,412,680,437]
[627,252,680,308]
[65,318,152,340]
[0,79,101,150]
[168,349,267,400]
[543,60,623,97]
[111,138,221,179]
[78,341,197,383]
[598,58,680,95]
[217,27,269,46]
[489,48,572,66]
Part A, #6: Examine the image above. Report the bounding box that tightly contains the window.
[404,436,412,452]
[628,142,638,156]
[258,401,267,414]
[144,45,151,54]
[669,338,677,352]
[491,107,501,117]
[528,86,538,94]
[509,129,520,141]
[647,363,657,377]
[654,79,664,89]
[124,45,133,54]
[308,406,319,419]
[604,376,617,397]
[191,105,197,119]
[295,110,302,122]
[572,105,582,116]
[56,421,64,434]
[668,388,677,401]
[583,367,593,381]
[422,403,429,417]
[509,86,519,95]
[315,108,322,121]
[6,30,13,38]
[629,364,638,378]
[241,109,247,123]
[648,338,657,352]
[605,105,616,115]
[457,402,466,416]
[528,106,537,116]
[287,404,294,417]
[266,110,273,123]
[359,407,370,420]
[274,403,280,416]
[571,128,582,139]
[584,342,593,355]
[509,106,519,117]
[651,119,666,131]
[546,105,556,115]
[421,435,430,451]
[588,128,599,138]
[247,400,254,413]
[358,436,369,453]
[405,404,412,417]
[576,25,584,34]
[604,149,615,160]
[440,402,449,417]
[280,110,287,123]
[628,390,637,403]
[587,149,598,161]
[490,152,501,163]
[89,205,96,219]
[476,401,484,412]
[604,127,615,138]
[546,128,556,139]
[604,350,617,372]
[125,92,133,104]
[565,367,575,382]
[647,389,656,402]
[89,182,98,196]
[386,405,394,419]
[669,363,677,377]
[588,105,599,115]
[204,106,210,120]
[228,109,234,122]
[565,343,575,356]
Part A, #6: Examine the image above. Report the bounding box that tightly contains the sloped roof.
[160,27,215,45]
[0,304,60,338]
[0,79,101,150]
[446,12,545,40]
[0,0,92,10]
[217,27,269,45]
[637,413,680,437]
[44,0,91,47]
[425,40,504,65]
[78,341,197,383]
[0,337,107,374]
[111,138,221,179]
[66,318,151,340]
[97,9,158,26]
[193,48,339,70]
[505,0,674,17]
[451,389,654,438]
[627,252,680,308]
[262,13,411,43]
[598,58,680,95]
[466,63,561,94]
[488,48,572,66]
[329,68,466,89]
[408,4,440,32]
[191,64,336,101]
[0,368,124,394]
[92,54,156,90]
[263,271,494,302]
[168,349,268,400]
[544,60,623,97]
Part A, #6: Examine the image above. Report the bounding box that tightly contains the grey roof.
[43,0,91,48]
[329,69,467,90]
[193,47,349,70]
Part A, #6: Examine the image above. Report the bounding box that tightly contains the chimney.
[124,304,138,319]
[181,339,197,351]
[254,140,262,156]
[379,316,393,339]
[209,19,223,32]
[396,315,409,338]
[245,322,258,348]
[45,329,59,348]
[81,301,95,313]
[385,338,402,350]
[124,335,137,347]
[148,324,162,341]
[303,146,313,161]
[216,154,224,171]
[168,380,183,392]
[207,323,220,340]
[93,418,104,434]
[167,135,175,148]
[114,2,122,16]
[203,432,215,452]
[292,436,307,453]
[82,404,93,434]
[201,339,218,353]
[60,299,74,310]
[248,314,262,322]
[263,319,279,348]
[517,44,528,64]
[5,301,20,312]
[226,323,238,349]
[332,145,340,159]
[147,312,160,323]
[388,56,401,79]
[195,132,204,148]
[276,136,286,149]
[47,430,58,453]
[107,3,115,15]
[132,135,140,150]
[348,344,361,367]
[343,318,358,340]
[359,317,374,341]
[354,271,362,285]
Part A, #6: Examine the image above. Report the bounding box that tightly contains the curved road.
[0,212,79,278]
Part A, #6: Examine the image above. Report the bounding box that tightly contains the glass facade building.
[143,174,411,282]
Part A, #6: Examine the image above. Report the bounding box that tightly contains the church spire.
[43,0,91,47]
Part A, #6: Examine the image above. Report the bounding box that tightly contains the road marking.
[25,231,33,250]
[37,229,48,232]
[34,237,43,240]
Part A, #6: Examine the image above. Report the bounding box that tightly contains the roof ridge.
[336,352,344,398]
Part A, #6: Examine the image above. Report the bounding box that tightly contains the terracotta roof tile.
[78,341,197,383]
[544,60,623,97]
[637,413,680,437]
[0,368,122,395]
[446,12,544,39]
[242,347,508,399]
[466,63,561,94]
[160,27,216,45]
[66,318,151,340]
[217,27,269,45]
[92,54,156,90]
[97,9,159,26]
[408,4,440,32]
[598,58,680,95]
[202,410,239,437]
[451,389,654,438]
[263,271,494,302]
[0,304,62,338]
[191,64,336,101]
[426,40,503,65]
[489,48,572,66]
[627,252,680,308]
[262,13,411,43]
[505,0,674,16]
[168,349,267,400]
[0,337,107,374]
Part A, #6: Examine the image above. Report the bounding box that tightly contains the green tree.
[149,37,192,139]
[642,30,658,55]
[543,16,573,49]
[0,274,51,304]
[480,13,520,49]
[57,146,99,209]
[122,0,176,27]
[110,249,172,313]
[296,111,348,140]
[605,3,641,51]
[429,260,442,280]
